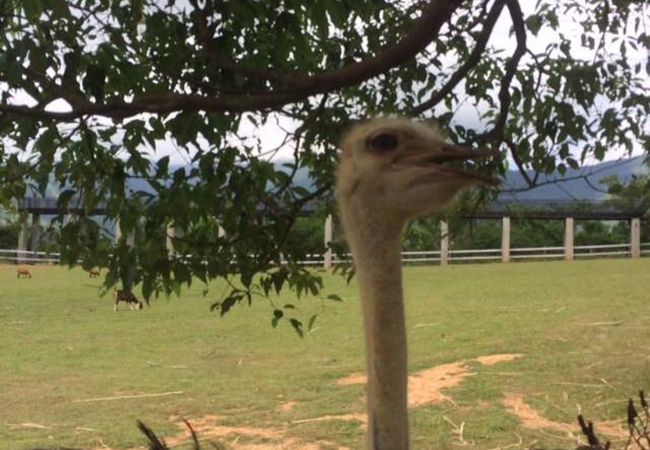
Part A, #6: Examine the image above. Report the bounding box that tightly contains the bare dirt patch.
[335,373,365,386]
[334,361,470,407]
[502,393,574,434]
[165,414,284,444]
[335,353,523,408]
[88,354,524,450]
[278,401,297,412]
[408,361,470,407]
[162,415,350,450]
[502,393,626,438]
[90,415,350,450]
[475,353,523,366]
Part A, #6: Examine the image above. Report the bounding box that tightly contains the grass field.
[1,259,650,450]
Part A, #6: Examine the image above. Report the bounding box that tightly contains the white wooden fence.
[297,242,650,266]
[0,249,61,264]
[2,242,648,267]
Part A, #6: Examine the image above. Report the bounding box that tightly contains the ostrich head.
[337,117,499,228]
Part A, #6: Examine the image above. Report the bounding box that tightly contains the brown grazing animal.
[113,289,144,312]
[89,268,100,278]
[16,267,32,278]
[336,117,499,449]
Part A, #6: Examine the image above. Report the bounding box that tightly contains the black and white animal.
[113,289,143,312]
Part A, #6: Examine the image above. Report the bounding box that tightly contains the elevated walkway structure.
[13,196,647,266]
[14,197,108,263]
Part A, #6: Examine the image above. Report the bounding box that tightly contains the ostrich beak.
[395,143,501,187]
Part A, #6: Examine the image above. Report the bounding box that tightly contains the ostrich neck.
[344,213,409,450]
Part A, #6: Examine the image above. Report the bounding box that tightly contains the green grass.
[1,259,650,450]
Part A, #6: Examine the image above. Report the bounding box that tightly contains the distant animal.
[16,267,32,278]
[113,289,143,312]
[88,268,100,278]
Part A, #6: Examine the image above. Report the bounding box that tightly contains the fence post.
[17,218,29,264]
[323,214,333,269]
[125,230,135,248]
[166,222,175,258]
[564,217,574,261]
[502,216,511,263]
[440,220,449,266]
[630,217,641,258]
[124,224,136,291]
[30,213,41,256]
[114,219,121,243]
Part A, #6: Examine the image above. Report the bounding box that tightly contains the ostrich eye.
[368,133,398,152]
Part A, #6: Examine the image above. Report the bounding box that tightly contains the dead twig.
[443,415,470,446]
[72,391,183,403]
[585,321,624,327]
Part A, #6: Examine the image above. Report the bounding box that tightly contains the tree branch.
[2,0,462,122]
[485,0,527,143]
[504,138,537,187]
[411,0,507,115]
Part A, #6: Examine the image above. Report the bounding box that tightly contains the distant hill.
[497,156,647,204]
[261,155,648,207]
[15,154,649,212]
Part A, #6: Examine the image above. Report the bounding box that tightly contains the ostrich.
[336,117,499,449]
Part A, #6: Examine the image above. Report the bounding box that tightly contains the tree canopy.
[0,0,648,330]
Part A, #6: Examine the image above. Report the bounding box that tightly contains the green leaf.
[566,158,579,170]
[525,15,542,36]
[327,2,347,28]
[23,0,43,21]
[307,314,318,331]
[308,281,319,296]
[326,294,343,302]
[142,276,154,300]
[49,0,71,18]
[272,269,287,294]
[57,189,77,208]
[156,156,170,177]
[83,64,107,101]
[289,318,304,338]
[271,309,283,328]
[220,297,237,316]
[241,272,252,288]
[217,293,242,316]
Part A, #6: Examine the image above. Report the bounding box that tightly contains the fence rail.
[1,243,648,267]
[307,242,649,265]
[0,249,61,264]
